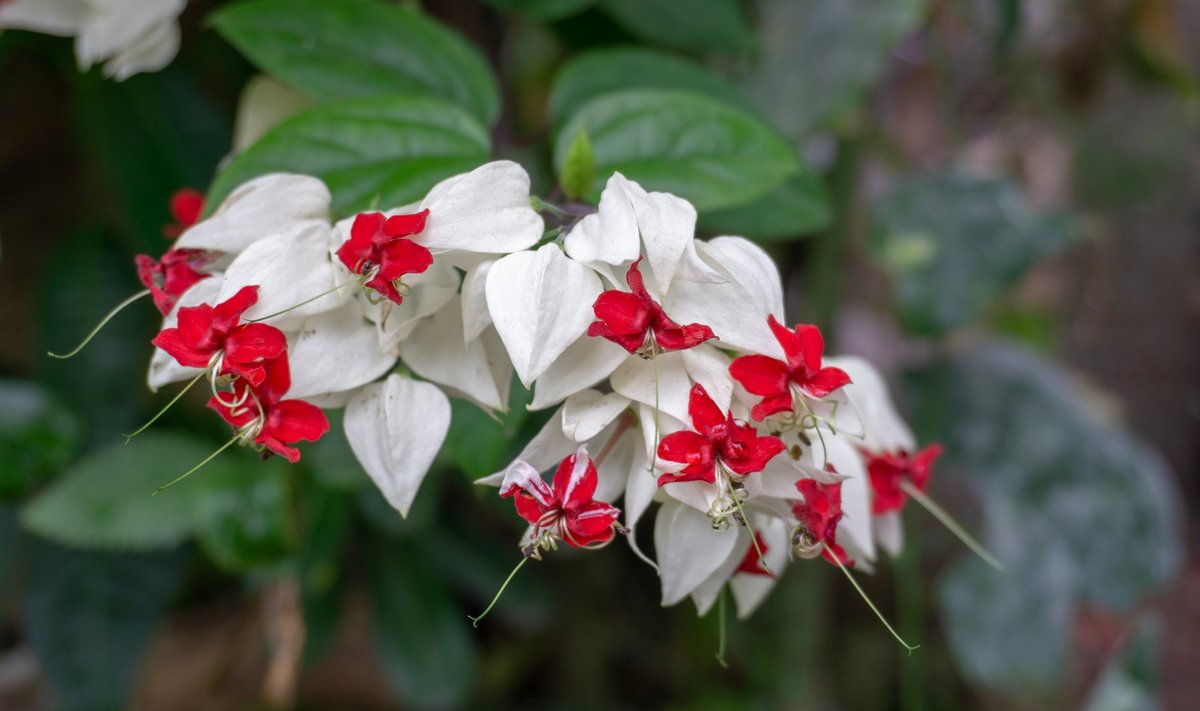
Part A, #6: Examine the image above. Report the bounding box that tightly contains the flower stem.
[153,434,239,494]
[826,543,919,653]
[48,289,150,359]
[900,480,1004,571]
[715,586,729,668]
[468,556,529,628]
[124,369,208,442]
[247,281,353,323]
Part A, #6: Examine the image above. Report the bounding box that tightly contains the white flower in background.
[0,0,186,80]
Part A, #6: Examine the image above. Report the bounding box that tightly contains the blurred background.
[0,0,1196,709]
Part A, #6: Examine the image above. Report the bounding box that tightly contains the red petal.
[564,501,621,546]
[624,258,654,305]
[511,494,547,526]
[169,188,205,228]
[592,290,650,336]
[552,451,598,510]
[267,399,329,444]
[211,286,259,335]
[351,212,386,246]
[365,274,405,305]
[724,433,785,475]
[224,323,287,364]
[736,534,773,576]
[586,321,645,353]
[766,315,804,370]
[729,354,790,397]
[687,383,726,436]
[206,395,257,429]
[750,393,793,422]
[383,209,429,238]
[376,238,433,280]
[175,303,216,349]
[793,324,826,375]
[259,434,303,463]
[656,430,716,484]
[653,322,716,351]
[802,366,851,398]
[151,328,212,368]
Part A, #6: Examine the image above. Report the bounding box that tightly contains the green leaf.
[211,0,500,125]
[599,0,755,53]
[555,89,798,211]
[20,432,235,551]
[549,47,758,127]
[917,343,1183,692]
[698,169,832,240]
[742,0,926,138]
[0,379,80,499]
[370,541,479,709]
[560,126,595,200]
[482,0,597,22]
[191,456,294,572]
[23,540,187,711]
[207,95,491,216]
[869,172,1075,335]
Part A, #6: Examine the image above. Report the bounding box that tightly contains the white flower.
[0,0,186,80]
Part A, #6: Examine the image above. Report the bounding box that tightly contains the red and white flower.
[499,446,623,551]
[730,316,851,422]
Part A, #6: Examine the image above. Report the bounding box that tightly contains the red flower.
[151,286,287,386]
[729,316,851,421]
[656,384,785,487]
[163,188,205,238]
[207,356,329,463]
[867,444,943,515]
[588,258,716,354]
[500,449,622,548]
[336,210,433,304]
[735,533,774,577]
[135,248,209,315]
[793,478,850,567]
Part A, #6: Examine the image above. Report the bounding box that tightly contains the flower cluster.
[125,165,963,623]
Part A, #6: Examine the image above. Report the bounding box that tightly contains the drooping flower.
[151,285,287,385]
[735,533,774,577]
[163,188,205,238]
[729,316,851,421]
[657,383,785,487]
[866,444,943,514]
[207,355,329,463]
[793,478,851,566]
[135,248,209,316]
[588,258,716,355]
[336,210,433,304]
[500,446,623,548]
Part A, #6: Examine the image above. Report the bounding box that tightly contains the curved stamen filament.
[467,556,529,628]
[153,434,239,494]
[825,542,919,654]
[48,289,151,359]
[899,480,1004,572]
[123,368,208,442]
[247,280,355,323]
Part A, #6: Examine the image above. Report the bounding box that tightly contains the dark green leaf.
[370,542,479,709]
[549,47,757,127]
[75,71,232,252]
[0,379,80,499]
[212,0,499,125]
[742,0,926,138]
[555,89,798,211]
[191,456,294,572]
[207,95,491,216]
[560,126,595,200]
[918,343,1183,691]
[23,540,187,711]
[869,172,1075,335]
[599,0,755,53]
[482,0,597,22]
[20,432,232,551]
[698,169,831,240]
